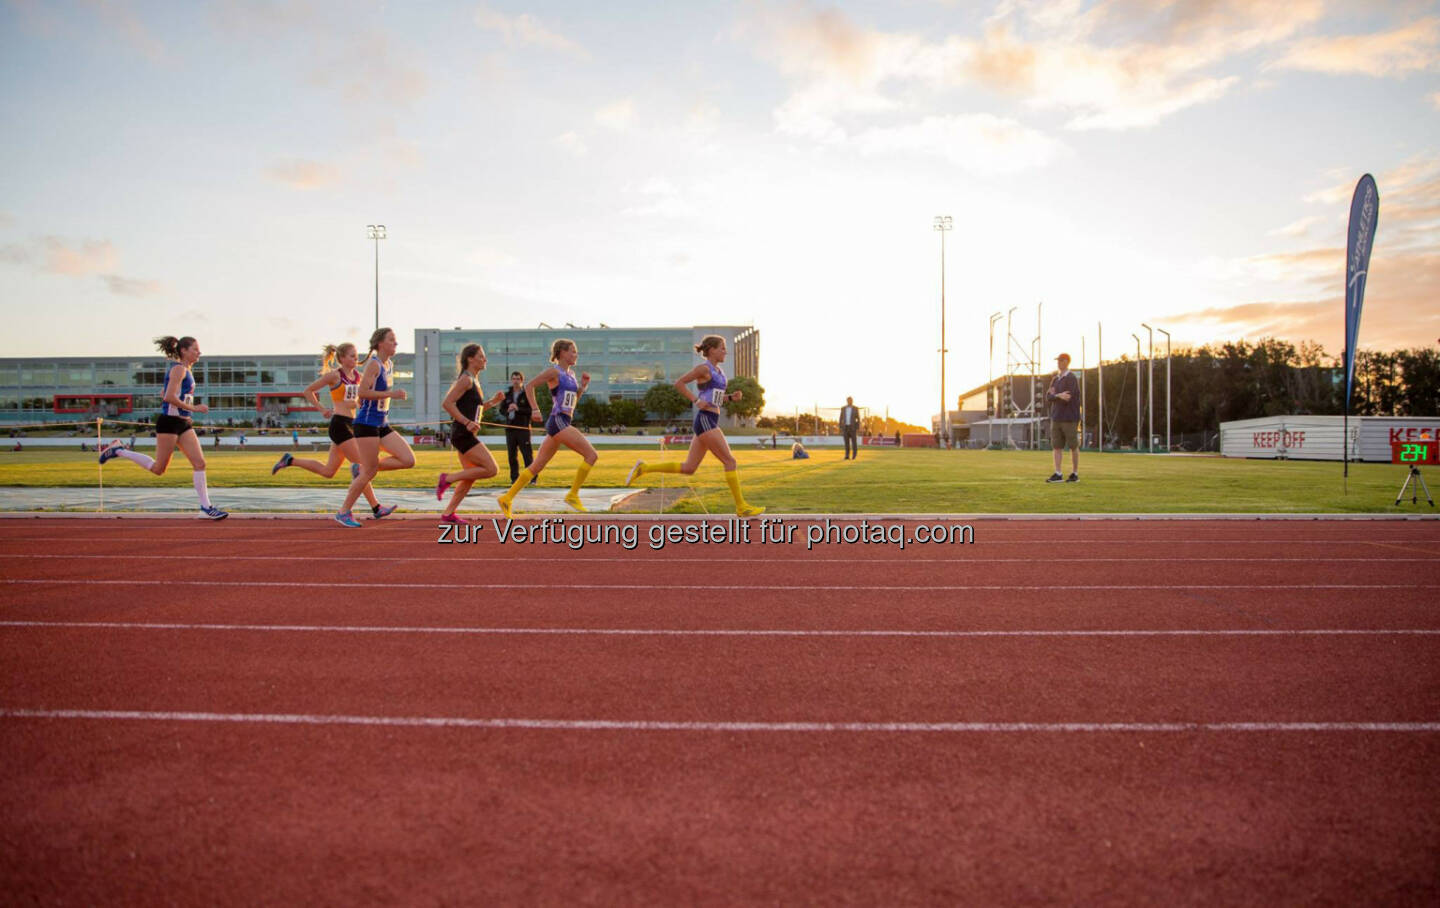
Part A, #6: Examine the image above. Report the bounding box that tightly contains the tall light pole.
[1140,322,1154,452]
[367,224,387,330]
[1157,327,1171,452]
[1132,333,1142,450]
[934,216,952,446]
[1097,323,1104,451]
[988,311,1002,450]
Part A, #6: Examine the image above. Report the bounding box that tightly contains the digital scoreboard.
[1391,440,1438,465]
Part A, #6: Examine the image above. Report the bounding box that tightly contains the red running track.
[1,517,1438,904]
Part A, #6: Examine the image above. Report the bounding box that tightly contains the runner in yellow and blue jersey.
[624,334,763,517]
[495,338,595,518]
[99,335,227,519]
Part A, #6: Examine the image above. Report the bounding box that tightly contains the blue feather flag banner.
[1344,174,1379,407]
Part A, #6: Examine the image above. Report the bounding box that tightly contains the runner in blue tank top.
[269,342,395,521]
[99,334,227,519]
[496,338,596,517]
[435,343,507,525]
[624,334,763,517]
[334,327,416,527]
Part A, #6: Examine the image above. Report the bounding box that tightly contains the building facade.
[0,354,415,428]
[411,325,759,427]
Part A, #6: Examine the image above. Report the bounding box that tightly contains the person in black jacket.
[1045,352,1081,482]
[500,370,538,483]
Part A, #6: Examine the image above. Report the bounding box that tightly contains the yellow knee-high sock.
[646,462,681,474]
[724,470,748,507]
[569,462,593,496]
[502,468,534,500]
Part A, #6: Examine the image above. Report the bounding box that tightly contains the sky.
[0,0,1437,424]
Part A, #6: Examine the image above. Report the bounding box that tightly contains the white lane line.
[2,708,1436,733]
[1,553,1434,564]
[4,621,1439,638]
[0,579,1419,591]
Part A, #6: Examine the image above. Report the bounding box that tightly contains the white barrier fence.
[1220,415,1440,461]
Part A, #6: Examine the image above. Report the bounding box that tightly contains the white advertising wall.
[1220,415,1440,461]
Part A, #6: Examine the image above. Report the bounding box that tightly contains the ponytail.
[457,343,482,377]
[321,342,355,374]
[367,327,393,357]
[154,335,196,359]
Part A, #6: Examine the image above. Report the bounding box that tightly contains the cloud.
[264,158,341,190]
[595,98,637,130]
[81,0,166,63]
[311,33,427,109]
[737,0,1329,138]
[621,178,696,218]
[854,113,1068,173]
[42,237,118,276]
[1269,215,1322,238]
[0,235,161,297]
[1181,154,1440,350]
[101,274,163,297]
[473,5,587,58]
[554,131,588,157]
[1273,17,1440,76]
[1432,91,1440,110]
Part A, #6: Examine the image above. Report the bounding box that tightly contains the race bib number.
[378,396,390,412]
[709,389,726,407]
[343,384,359,402]
[181,394,194,410]
[560,391,577,411]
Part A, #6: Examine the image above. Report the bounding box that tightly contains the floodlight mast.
[367,224,387,330]
[1156,327,1171,451]
[1141,323,1154,453]
[1132,333,1142,450]
[934,216,952,446]
[988,312,1003,449]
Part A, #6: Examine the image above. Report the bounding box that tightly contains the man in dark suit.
[500,371,536,484]
[839,397,860,460]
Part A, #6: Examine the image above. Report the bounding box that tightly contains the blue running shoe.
[271,452,293,475]
[372,504,397,519]
[334,511,363,528]
[99,440,126,465]
[351,462,361,479]
[200,505,229,521]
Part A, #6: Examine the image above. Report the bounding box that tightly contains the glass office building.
[411,325,759,426]
[0,354,415,428]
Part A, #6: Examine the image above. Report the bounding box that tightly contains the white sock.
[193,471,212,508]
[116,448,155,470]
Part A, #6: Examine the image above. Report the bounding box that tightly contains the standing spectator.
[1045,352,1081,483]
[291,428,299,449]
[499,370,537,484]
[839,397,860,460]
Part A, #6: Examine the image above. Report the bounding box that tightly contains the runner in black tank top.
[437,344,504,523]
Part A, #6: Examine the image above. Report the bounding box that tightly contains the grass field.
[0,447,1426,514]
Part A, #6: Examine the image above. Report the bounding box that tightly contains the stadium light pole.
[1097,323,1104,452]
[1140,323,1154,452]
[1132,333,1142,450]
[934,216,952,447]
[988,311,1002,449]
[367,224,387,331]
[1157,327,1171,452]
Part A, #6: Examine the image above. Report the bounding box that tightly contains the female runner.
[99,335,228,519]
[435,343,505,525]
[334,327,415,528]
[495,338,594,518]
[624,334,763,517]
[269,343,395,520]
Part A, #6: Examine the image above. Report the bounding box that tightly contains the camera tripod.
[1395,465,1434,506]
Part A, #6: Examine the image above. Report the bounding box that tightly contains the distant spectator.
[839,397,860,460]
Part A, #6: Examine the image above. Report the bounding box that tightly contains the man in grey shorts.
[1045,352,1080,483]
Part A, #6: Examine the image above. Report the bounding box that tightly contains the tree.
[643,382,689,421]
[533,383,552,417]
[610,398,646,427]
[724,376,764,423]
[574,396,610,428]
